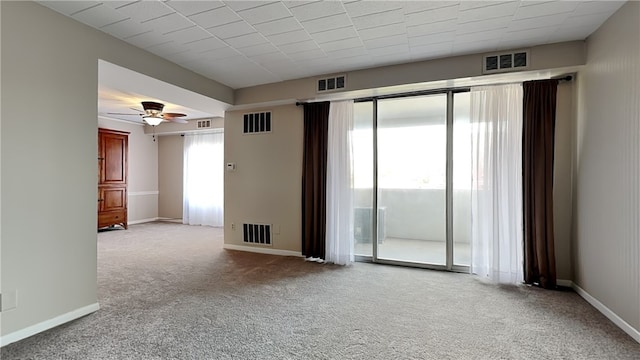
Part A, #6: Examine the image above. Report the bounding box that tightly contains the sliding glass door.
[353,91,470,271]
[376,95,447,265]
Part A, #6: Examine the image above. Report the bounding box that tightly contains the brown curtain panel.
[301,102,330,259]
[522,79,559,289]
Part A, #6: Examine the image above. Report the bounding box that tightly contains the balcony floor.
[355,238,470,266]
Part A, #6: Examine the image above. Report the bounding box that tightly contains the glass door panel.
[453,92,472,266]
[376,95,447,265]
[353,102,374,257]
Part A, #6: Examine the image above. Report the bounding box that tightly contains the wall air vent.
[197,119,212,129]
[243,111,271,134]
[483,50,529,74]
[317,75,346,93]
[243,223,272,245]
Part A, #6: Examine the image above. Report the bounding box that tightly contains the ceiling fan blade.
[130,107,144,113]
[162,112,186,118]
[166,117,188,124]
[107,112,140,116]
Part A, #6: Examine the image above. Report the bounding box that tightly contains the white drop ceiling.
[41,0,625,91]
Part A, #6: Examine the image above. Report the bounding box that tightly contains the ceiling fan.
[108,101,187,126]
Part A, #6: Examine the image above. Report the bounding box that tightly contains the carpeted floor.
[2,222,639,359]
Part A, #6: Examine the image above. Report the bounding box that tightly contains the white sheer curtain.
[470,84,524,284]
[183,132,224,227]
[325,100,355,265]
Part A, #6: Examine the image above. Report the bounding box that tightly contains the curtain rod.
[296,74,574,105]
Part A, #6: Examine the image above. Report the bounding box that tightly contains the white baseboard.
[128,217,159,225]
[223,244,303,257]
[568,281,640,343]
[0,302,100,347]
[156,218,184,223]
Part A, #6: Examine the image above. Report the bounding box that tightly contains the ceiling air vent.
[483,50,529,74]
[243,111,271,134]
[197,119,212,129]
[317,75,346,93]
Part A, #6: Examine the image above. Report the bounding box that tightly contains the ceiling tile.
[278,40,321,54]
[301,13,353,33]
[183,37,228,53]
[455,29,506,44]
[144,13,195,35]
[208,21,256,39]
[287,1,346,22]
[404,5,460,27]
[325,46,369,59]
[455,17,511,35]
[344,1,402,17]
[409,31,456,47]
[225,33,268,48]
[249,51,290,65]
[372,52,410,66]
[364,34,408,50]
[514,2,580,20]
[224,1,278,12]
[72,3,129,28]
[367,44,410,57]
[508,13,569,32]
[238,2,292,25]
[407,20,457,37]
[238,43,281,57]
[572,1,625,17]
[458,1,511,12]
[561,13,615,31]
[311,26,358,44]
[162,26,212,45]
[351,9,405,30]
[165,0,226,16]
[101,18,154,39]
[147,41,191,57]
[401,1,458,14]
[124,30,169,49]
[198,46,242,60]
[358,23,407,41]
[189,7,242,29]
[266,29,312,46]
[254,17,303,36]
[286,48,327,61]
[40,1,101,15]
[318,37,364,52]
[458,2,518,24]
[113,1,175,23]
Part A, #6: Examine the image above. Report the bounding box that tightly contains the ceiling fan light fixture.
[141,101,164,117]
[143,115,164,126]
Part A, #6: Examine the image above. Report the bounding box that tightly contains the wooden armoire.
[98,128,129,229]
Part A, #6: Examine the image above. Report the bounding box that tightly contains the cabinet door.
[99,187,127,212]
[99,131,127,185]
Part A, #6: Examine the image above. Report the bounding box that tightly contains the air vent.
[317,75,346,93]
[197,119,212,129]
[243,112,271,134]
[483,50,529,74]
[243,223,272,245]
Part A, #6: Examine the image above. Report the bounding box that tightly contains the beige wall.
[0,1,232,344]
[98,118,159,223]
[224,104,303,253]
[158,135,184,220]
[235,41,585,106]
[574,1,640,336]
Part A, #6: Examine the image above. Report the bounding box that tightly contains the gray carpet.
[2,222,639,359]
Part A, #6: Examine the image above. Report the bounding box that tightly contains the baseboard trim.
[156,218,184,223]
[556,279,573,287]
[1,302,100,347]
[568,281,640,343]
[223,244,303,257]
[128,217,159,225]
